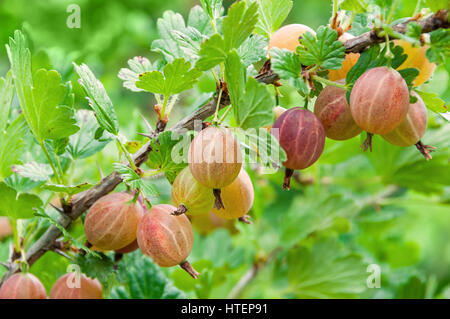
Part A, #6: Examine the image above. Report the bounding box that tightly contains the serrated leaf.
[415,90,447,114]
[188,5,214,36]
[0,115,28,179]
[7,31,79,142]
[75,252,115,288]
[67,110,113,160]
[114,163,159,197]
[426,28,450,64]
[73,63,119,136]
[146,131,189,184]
[118,57,153,92]
[340,0,369,13]
[236,77,274,129]
[270,48,308,93]
[0,182,42,220]
[246,0,293,37]
[42,183,93,196]
[110,251,185,299]
[196,34,228,71]
[200,0,223,21]
[237,34,268,67]
[11,162,52,182]
[398,68,420,87]
[224,50,246,116]
[286,238,367,298]
[136,59,202,97]
[171,28,205,62]
[151,11,187,62]
[223,1,259,51]
[0,71,14,132]
[296,26,345,69]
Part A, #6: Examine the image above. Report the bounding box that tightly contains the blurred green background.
[0,0,449,299]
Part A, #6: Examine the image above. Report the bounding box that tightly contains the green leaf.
[236,77,274,129]
[196,34,228,71]
[224,50,246,116]
[118,56,153,92]
[398,68,420,87]
[396,276,426,299]
[136,59,202,97]
[340,0,369,13]
[73,63,119,136]
[34,209,99,257]
[296,26,345,69]
[7,31,79,142]
[222,1,259,51]
[200,0,223,21]
[42,183,93,196]
[146,131,190,184]
[285,238,367,298]
[0,182,42,220]
[110,251,185,299]
[270,48,308,93]
[151,11,187,62]
[188,5,214,36]
[11,162,52,182]
[171,28,205,62]
[75,252,115,288]
[426,28,450,64]
[237,35,268,67]
[67,110,113,160]
[0,71,14,132]
[246,0,293,37]
[114,163,159,198]
[0,115,28,179]
[415,90,447,114]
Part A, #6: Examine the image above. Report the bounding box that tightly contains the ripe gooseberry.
[137,204,199,278]
[395,38,436,86]
[328,33,360,81]
[268,24,316,52]
[190,212,236,235]
[115,240,139,254]
[0,273,47,299]
[211,169,254,223]
[171,167,215,216]
[314,83,362,140]
[50,273,102,299]
[382,91,434,159]
[188,126,242,209]
[350,67,410,150]
[84,192,144,251]
[272,108,325,189]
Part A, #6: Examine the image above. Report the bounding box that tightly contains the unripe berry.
[268,24,316,52]
[84,192,144,251]
[137,204,193,268]
[328,33,360,81]
[188,126,242,189]
[0,217,12,240]
[0,273,47,299]
[382,92,427,146]
[212,169,254,220]
[314,84,362,140]
[395,38,436,86]
[171,167,215,216]
[350,67,410,135]
[50,273,102,299]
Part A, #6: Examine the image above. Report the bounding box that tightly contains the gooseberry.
[50,273,102,299]
[268,24,316,52]
[0,273,47,299]
[328,33,360,81]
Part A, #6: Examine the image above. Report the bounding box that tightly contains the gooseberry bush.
[0,0,449,299]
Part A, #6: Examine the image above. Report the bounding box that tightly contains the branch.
[344,10,449,53]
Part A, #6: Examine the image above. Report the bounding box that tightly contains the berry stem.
[179,261,200,279]
[238,215,252,224]
[311,75,347,90]
[361,132,374,152]
[283,168,294,190]
[172,204,187,216]
[213,189,225,210]
[415,141,435,160]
